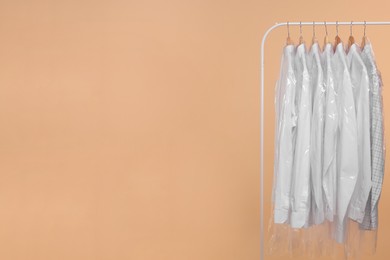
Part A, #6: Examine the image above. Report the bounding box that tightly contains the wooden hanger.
[334,21,341,51]
[361,21,367,49]
[286,22,293,45]
[347,21,355,50]
[299,21,304,44]
[312,21,318,46]
[323,21,330,48]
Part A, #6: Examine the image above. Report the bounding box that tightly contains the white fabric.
[332,42,359,243]
[273,44,297,224]
[346,43,372,223]
[271,39,385,248]
[321,43,338,223]
[290,43,312,228]
[308,42,325,225]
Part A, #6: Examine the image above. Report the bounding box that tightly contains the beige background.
[0,0,389,259]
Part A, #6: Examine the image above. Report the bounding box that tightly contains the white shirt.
[290,43,311,228]
[332,42,359,243]
[322,43,338,222]
[273,44,297,224]
[307,42,325,225]
[346,43,372,223]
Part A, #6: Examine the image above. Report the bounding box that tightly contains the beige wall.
[0,0,389,259]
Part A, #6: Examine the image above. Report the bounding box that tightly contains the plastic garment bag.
[273,44,297,224]
[307,42,325,225]
[360,39,386,230]
[269,39,386,259]
[321,43,338,223]
[332,42,359,243]
[346,43,372,224]
[290,43,312,228]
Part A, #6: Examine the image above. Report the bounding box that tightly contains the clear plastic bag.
[270,40,384,259]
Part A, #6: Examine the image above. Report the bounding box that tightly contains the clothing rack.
[260,21,390,260]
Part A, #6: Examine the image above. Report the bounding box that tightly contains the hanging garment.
[273,44,297,224]
[359,39,385,230]
[290,43,312,228]
[307,42,325,225]
[321,42,338,223]
[332,42,359,243]
[346,43,372,223]
[270,31,386,259]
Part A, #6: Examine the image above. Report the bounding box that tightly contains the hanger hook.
[350,21,353,36]
[313,21,315,37]
[364,21,367,37]
[336,21,339,36]
[300,21,302,36]
[324,21,328,36]
[287,21,290,37]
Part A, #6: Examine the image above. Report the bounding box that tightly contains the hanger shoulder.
[348,35,355,50]
[299,35,304,45]
[334,35,341,51]
[324,35,329,46]
[286,36,293,45]
[312,36,318,46]
[361,36,367,49]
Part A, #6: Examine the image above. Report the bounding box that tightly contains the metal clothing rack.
[260,21,390,260]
